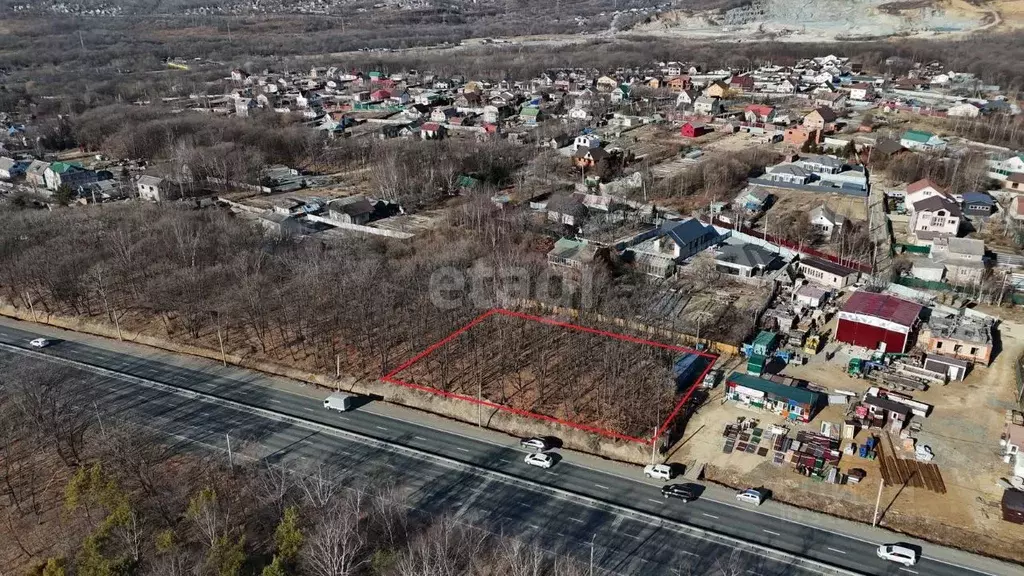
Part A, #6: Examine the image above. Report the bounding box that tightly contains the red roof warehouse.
[836,292,923,353]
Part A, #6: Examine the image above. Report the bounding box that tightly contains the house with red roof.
[836,291,923,353]
[730,74,755,93]
[744,104,776,124]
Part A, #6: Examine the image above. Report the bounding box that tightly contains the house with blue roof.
[962,191,997,218]
[624,218,721,277]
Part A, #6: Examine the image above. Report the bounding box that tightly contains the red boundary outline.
[381,308,718,445]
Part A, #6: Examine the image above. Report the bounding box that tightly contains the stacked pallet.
[877,433,947,494]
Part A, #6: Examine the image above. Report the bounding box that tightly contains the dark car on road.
[520,437,552,451]
[661,484,697,502]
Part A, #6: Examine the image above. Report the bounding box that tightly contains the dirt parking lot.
[766,189,869,223]
[667,317,1024,562]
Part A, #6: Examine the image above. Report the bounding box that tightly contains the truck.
[323,392,355,412]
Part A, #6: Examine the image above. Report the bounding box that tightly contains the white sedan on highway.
[524,453,554,469]
[29,338,50,348]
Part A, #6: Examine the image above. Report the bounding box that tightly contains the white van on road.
[323,392,355,412]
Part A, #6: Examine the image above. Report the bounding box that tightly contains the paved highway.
[0,322,1012,576]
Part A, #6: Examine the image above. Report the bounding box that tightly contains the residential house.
[744,104,776,124]
[44,162,97,192]
[430,107,459,123]
[818,165,869,193]
[681,122,710,138]
[988,153,1024,181]
[137,175,172,202]
[809,205,846,240]
[705,80,730,98]
[870,139,905,162]
[814,91,847,109]
[929,237,986,285]
[628,218,720,278]
[693,96,721,116]
[610,85,631,104]
[763,163,813,185]
[595,75,619,92]
[962,192,997,217]
[730,74,755,93]
[900,130,947,152]
[520,106,542,126]
[675,89,699,108]
[847,83,874,101]
[924,312,993,365]
[545,194,589,226]
[784,126,817,148]
[573,134,601,152]
[420,122,445,140]
[327,195,375,225]
[572,147,609,169]
[910,195,962,242]
[547,238,600,277]
[794,154,843,175]
[714,243,779,278]
[802,107,839,133]
[947,102,981,118]
[733,185,772,213]
[0,157,25,180]
[905,179,948,207]
[666,76,691,92]
[1006,173,1024,192]
[25,160,49,188]
[725,372,824,423]
[798,257,860,289]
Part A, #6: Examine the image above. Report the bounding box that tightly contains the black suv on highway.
[661,484,696,502]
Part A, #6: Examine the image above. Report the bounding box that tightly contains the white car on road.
[644,463,673,480]
[876,544,917,567]
[524,453,554,469]
[29,338,50,348]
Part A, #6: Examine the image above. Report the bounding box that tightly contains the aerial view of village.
[5,1,1024,575]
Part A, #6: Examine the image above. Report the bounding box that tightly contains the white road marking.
[499,459,511,463]
[648,498,663,504]
[594,484,610,490]
[337,416,350,421]
[569,517,585,523]
[303,407,315,412]
[375,426,388,431]
[545,471,558,476]
[414,436,428,441]
[899,569,919,575]
[456,447,470,453]
[762,529,780,536]
[702,513,719,519]
[199,412,210,417]
[826,547,847,555]
[679,551,698,557]
[269,398,281,404]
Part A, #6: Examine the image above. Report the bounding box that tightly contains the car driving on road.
[29,338,50,348]
[524,452,554,469]
[644,463,673,480]
[876,544,917,567]
[661,484,696,502]
[520,437,551,451]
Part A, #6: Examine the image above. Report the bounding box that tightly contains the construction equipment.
[804,333,821,355]
[848,358,864,377]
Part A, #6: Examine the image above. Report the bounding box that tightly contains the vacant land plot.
[383,309,716,443]
[767,189,869,223]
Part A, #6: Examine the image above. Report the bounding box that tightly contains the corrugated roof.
[841,291,922,328]
[726,372,824,406]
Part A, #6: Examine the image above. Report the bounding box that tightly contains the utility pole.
[872,477,885,527]
[650,426,658,465]
[226,433,233,469]
[93,402,105,436]
[216,322,227,367]
[477,380,483,427]
[336,353,341,380]
[589,534,597,576]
